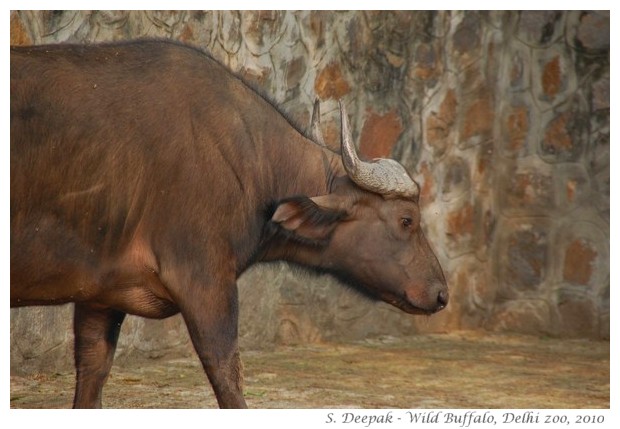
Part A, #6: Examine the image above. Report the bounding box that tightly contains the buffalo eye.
[401,216,413,229]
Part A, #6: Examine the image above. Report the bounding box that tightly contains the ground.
[10,332,609,409]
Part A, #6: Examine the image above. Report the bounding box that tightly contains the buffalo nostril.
[437,289,449,308]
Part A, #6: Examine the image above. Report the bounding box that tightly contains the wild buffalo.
[10,40,448,408]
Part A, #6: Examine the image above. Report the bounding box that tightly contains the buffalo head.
[269,101,448,315]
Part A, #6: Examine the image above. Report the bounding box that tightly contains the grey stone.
[576,11,610,51]
[496,219,552,295]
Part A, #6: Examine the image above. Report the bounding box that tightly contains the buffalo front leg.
[72,303,125,408]
[178,281,246,408]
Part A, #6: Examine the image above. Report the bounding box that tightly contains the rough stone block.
[501,103,530,157]
[440,155,470,201]
[238,264,295,349]
[541,56,564,100]
[556,220,609,291]
[460,93,494,144]
[424,88,457,156]
[592,166,610,223]
[553,163,590,212]
[418,161,436,204]
[359,108,403,159]
[563,239,598,286]
[439,257,494,330]
[541,110,582,162]
[532,48,578,109]
[10,306,73,374]
[591,74,610,111]
[444,201,475,256]
[452,12,481,67]
[516,11,563,47]
[117,315,193,361]
[486,299,555,336]
[10,12,32,46]
[285,56,307,92]
[499,161,555,215]
[178,12,216,45]
[555,287,599,338]
[238,64,272,89]
[598,283,610,340]
[241,10,286,56]
[508,46,530,90]
[445,202,474,238]
[496,219,551,295]
[314,62,351,100]
[576,11,610,51]
[411,42,442,84]
[216,11,242,55]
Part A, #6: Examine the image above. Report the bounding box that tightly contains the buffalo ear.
[271,195,348,242]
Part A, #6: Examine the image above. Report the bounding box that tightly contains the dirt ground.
[10,332,609,409]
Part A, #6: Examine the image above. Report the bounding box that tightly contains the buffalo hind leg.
[178,281,246,408]
[72,303,125,408]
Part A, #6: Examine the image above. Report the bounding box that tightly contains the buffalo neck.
[268,133,343,199]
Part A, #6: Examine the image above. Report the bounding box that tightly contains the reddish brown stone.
[419,162,435,203]
[179,23,195,43]
[542,56,562,99]
[475,141,494,180]
[563,239,597,285]
[476,153,488,176]
[286,57,306,90]
[542,111,574,157]
[461,62,484,94]
[425,115,445,153]
[439,89,457,123]
[461,95,493,140]
[512,172,552,206]
[314,63,351,100]
[10,12,31,46]
[566,179,577,202]
[359,109,403,159]
[506,106,529,152]
[309,11,329,48]
[425,89,457,152]
[446,203,474,237]
[239,66,271,88]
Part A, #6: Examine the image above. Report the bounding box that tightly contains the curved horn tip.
[339,99,360,178]
[312,98,321,119]
[338,99,347,115]
[310,99,327,147]
[338,100,351,135]
[338,102,421,199]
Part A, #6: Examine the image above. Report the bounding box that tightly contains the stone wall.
[10,11,609,373]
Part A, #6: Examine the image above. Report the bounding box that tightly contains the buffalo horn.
[310,99,327,147]
[339,100,419,199]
